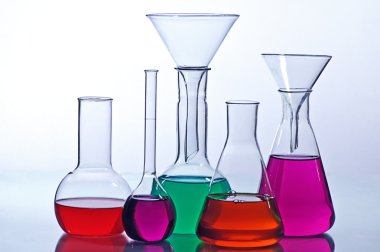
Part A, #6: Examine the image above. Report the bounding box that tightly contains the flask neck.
[175,67,210,165]
[77,97,112,169]
[281,89,311,122]
[143,70,158,176]
[226,101,259,143]
[272,89,320,155]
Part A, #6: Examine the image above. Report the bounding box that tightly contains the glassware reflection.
[168,234,202,251]
[55,234,127,252]
[124,240,173,252]
[280,234,335,252]
[197,243,283,252]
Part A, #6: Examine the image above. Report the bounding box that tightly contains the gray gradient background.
[0,0,379,251]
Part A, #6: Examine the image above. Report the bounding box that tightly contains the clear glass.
[197,101,283,248]
[122,70,175,242]
[147,13,239,234]
[260,54,335,236]
[146,13,239,68]
[54,96,131,236]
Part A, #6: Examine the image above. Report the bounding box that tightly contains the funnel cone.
[262,54,332,90]
[147,13,239,67]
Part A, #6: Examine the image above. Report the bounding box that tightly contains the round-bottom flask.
[197,101,283,248]
[122,70,176,242]
[54,97,131,236]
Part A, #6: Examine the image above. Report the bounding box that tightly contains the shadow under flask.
[259,54,335,236]
[54,96,131,236]
[197,101,283,248]
[122,70,176,242]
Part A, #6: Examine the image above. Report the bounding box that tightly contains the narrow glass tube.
[122,70,175,242]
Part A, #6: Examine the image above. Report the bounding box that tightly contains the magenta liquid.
[260,155,335,236]
[280,235,335,252]
[122,195,175,242]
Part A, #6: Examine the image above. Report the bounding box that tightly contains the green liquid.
[152,175,230,234]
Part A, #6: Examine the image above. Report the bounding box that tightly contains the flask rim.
[226,100,260,105]
[146,13,240,18]
[278,88,313,93]
[261,53,332,59]
[78,96,113,101]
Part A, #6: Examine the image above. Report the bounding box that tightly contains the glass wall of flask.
[197,101,283,248]
[122,70,176,242]
[146,13,239,234]
[259,54,335,236]
[54,96,131,236]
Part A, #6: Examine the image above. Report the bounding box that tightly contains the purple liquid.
[280,235,335,252]
[122,195,175,242]
[260,155,335,236]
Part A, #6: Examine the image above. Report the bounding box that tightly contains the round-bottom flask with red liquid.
[54,97,131,236]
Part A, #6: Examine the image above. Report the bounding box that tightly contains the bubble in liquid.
[229,190,237,197]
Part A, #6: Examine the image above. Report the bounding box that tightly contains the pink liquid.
[260,155,335,236]
[280,235,334,252]
[122,195,175,242]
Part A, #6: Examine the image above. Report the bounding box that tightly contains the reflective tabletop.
[0,170,378,251]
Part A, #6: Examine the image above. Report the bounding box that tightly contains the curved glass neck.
[77,97,112,169]
[174,67,210,166]
[271,89,320,157]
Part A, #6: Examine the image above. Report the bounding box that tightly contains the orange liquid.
[197,193,283,248]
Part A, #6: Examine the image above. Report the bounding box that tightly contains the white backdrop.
[1,0,380,250]
[0,0,379,186]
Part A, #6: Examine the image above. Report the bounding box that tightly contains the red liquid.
[55,234,127,252]
[55,197,125,236]
[260,155,335,236]
[122,195,176,242]
[197,193,283,248]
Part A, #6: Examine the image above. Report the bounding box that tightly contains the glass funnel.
[147,13,239,234]
[54,97,131,236]
[259,54,335,236]
[197,101,283,248]
[122,70,175,242]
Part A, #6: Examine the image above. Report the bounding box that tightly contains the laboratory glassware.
[147,13,239,234]
[55,96,131,236]
[122,70,175,242]
[259,54,335,236]
[197,101,283,248]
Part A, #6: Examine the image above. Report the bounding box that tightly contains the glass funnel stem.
[143,70,158,176]
[176,67,210,164]
[77,97,112,169]
[280,89,311,153]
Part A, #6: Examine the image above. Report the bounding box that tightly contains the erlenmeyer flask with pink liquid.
[259,54,335,236]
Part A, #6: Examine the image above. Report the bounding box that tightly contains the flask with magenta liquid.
[197,101,283,248]
[259,54,335,236]
[54,96,131,236]
[122,70,176,242]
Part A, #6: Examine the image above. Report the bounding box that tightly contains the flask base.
[197,193,283,248]
[55,197,125,236]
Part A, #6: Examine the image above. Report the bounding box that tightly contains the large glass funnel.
[147,13,238,67]
[147,13,239,234]
[260,54,335,236]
